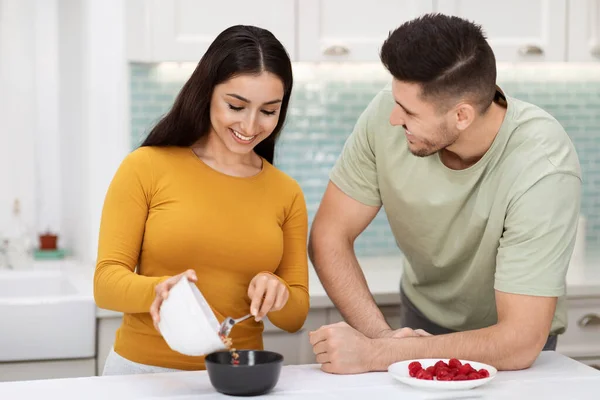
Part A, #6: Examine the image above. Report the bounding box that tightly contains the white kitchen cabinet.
[95,297,600,373]
[0,359,95,382]
[263,309,327,365]
[567,0,600,61]
[297,0,433,61]
[127,0,296,62]
[96,316,123,375]
[556,297,600,359]
[125,0,595,64]
[95,310,327,373]
[434,0,568,62]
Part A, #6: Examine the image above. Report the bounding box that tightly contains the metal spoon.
[219,313,253,338]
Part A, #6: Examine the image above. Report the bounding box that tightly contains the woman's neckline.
[188,147,267,180]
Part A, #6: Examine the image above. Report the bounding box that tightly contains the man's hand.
[309,322,377,374]
[377,327,432,339]
[309,323,433,374]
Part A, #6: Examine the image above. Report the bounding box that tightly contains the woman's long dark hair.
[140,25,293,165]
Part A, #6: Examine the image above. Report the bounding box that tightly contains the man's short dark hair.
[380,13,497,114]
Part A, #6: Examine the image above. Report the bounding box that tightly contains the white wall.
[0,0,129,265]
[81,0,129,265]
[58,0,88,262]
[35,0,61,236]
[58,0,129,265]
[0,0,37,241]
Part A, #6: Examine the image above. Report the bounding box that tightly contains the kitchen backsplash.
[130,63,600,257]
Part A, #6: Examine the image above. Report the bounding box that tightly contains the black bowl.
[205,350,283,396]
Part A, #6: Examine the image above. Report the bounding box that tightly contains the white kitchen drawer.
[556,298,600,359]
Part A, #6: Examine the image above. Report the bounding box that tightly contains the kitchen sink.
[0,269,96,362]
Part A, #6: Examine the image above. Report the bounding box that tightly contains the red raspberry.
[408,361,422,372]
[453,374,468,381]
[435,360,449,369]
[467,372,481,380]
[458,363,475,375]
[415,369,427,379]
[408,361,422,377]
[437,374,453,381]
[436,368,451,379]
[478,368,490,378]
[421,371,434,380]
[426,366,436,376]
[448,358,462,369]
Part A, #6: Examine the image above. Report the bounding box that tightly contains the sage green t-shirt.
[330,86,582,334]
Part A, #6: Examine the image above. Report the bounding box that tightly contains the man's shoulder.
[503,96,581,178]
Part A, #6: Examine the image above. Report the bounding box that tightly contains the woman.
[94,25,309,375]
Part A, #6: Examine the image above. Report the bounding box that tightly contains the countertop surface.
[28,254,600,319]
[93,256,406,318]
[93,255,600,318]
[1,351,599,399]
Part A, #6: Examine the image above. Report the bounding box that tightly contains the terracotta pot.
[39,234,58,250]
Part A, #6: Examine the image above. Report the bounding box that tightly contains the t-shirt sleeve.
[329,91,385,207]
[494,172,582,297]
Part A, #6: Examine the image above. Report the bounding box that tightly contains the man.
[307,13,582,375]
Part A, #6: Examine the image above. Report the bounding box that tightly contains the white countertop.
[94,256,405,318]
[30,254,600,319]
[1,352,599,399]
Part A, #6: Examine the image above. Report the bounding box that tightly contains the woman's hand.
[247,273,289,321]
[150,269,197,332]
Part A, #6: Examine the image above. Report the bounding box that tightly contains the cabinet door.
[147,0,296,62]
[568,0,600,61]
[96,316,123,375]
[126,0,153,62]
[0,359,95,382]
[262,309,327,365]
[435,0,568,62]
[298,0,434,61]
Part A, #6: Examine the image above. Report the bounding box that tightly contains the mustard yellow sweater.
[94,146,309,370]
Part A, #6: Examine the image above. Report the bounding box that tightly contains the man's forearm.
[309,238,390,338]
[370,324,543,371]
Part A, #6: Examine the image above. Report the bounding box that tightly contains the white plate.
[388,358,497,391]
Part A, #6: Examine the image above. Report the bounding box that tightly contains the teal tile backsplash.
[130,63,600,257]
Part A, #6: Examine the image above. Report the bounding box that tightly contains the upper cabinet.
[567,0,600,62]
[435,0,567,62]
[297,0,433,62]
[126,0,598,63]
[127,0,296,62]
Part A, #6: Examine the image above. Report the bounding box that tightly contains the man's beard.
[408,123,457,158]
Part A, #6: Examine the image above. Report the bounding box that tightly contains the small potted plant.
[39,231,58,250]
